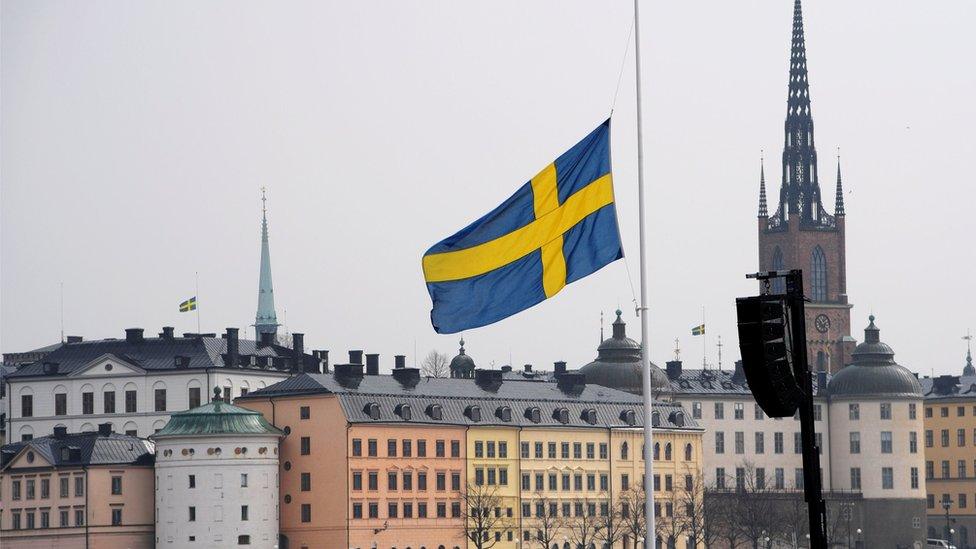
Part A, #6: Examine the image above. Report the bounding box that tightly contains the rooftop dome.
[153,387,284,437]
[578,310,670,395]
[450,338,475,379]
[827,316,922,398]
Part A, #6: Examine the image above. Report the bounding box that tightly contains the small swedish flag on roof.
[422,121,622,334]
[691,324,705,336]
[179,296,197,312]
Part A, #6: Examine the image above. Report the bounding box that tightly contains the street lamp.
[855,528,862,548]
[942,497,954,545]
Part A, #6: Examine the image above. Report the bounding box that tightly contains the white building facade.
[153,389,283,548]
[3,327,322,441]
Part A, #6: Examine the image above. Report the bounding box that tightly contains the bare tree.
[527,493,566,549]
[567,499,602,549]
[729,462,782,548]
[619,485,646,549]
[463,483,514,549]
[680,472,721,549]
[595,494,626,549]
[421,350,450,378]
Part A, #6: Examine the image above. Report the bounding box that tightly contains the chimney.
[312,350,328,373]
[732,360,746,384]
[159,327,175,340]
[474,369,503,391]
[66,335,83,344]
[557,372,586,394]
[665,360,683,380]
[394,355,406,369]
[553,361,567,375]
[501,365,512,373]
[349,350,364,365]
[259,332,274,348]
[523,364,533,373]
[334,363,364,388]
[97,423,112,437]
[42,362,60,375]
[225,328,240,367]
[53,426,68,439]
[125,328,144,344]
[392,367,421,388]
[292,333,305,372]
[365,353,379,375]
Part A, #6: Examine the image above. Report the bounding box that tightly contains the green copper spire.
[255,188,279,342]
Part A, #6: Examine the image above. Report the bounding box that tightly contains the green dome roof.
[154,388,283,438]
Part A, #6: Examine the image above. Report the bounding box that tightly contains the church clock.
[815,314,831,333]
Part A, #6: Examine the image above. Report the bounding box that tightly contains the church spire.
[774,0,827,227]
[834,150,845,216]
[255,188,279,342]
[758,153,768,218]
[965,330,975,376]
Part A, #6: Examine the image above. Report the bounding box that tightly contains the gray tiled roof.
[919,375,976,401]
[1,431,154,470]
[7,334,305,378]
[240,372,700,430]
[667,367,830,397]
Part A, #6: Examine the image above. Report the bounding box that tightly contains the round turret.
[450,338,475,379]
[827,316,922,398]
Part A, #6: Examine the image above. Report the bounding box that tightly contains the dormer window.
[581,409,597,425]
[465,405,482,422]
[495,406,512,422]
[525,407,541,424]
[61,448,70,461]
[620,410,636,426]
[426,404,443,421]
[395,404,412,421]
[552,408,569,424]
[651,411,661,427]
[669,410,685,427]
[363,402,380,420]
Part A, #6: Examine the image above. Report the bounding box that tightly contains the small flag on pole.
[179,297,197,312]
[691,324,705,336]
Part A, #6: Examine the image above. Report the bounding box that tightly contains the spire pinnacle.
[835,149,845,216]
[758,152,769,218]
[965,330,975,376]
[255,188,279,342]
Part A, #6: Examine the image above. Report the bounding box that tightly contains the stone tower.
[757,0,854,372]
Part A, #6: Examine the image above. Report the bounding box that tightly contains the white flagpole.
[632,0,656,545]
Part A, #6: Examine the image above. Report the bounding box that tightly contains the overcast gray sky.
[2,0,974,377]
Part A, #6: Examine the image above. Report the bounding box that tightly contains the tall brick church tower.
[757,0,855,372]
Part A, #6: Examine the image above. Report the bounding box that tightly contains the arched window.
[684,443,693,461]
[664,443,672,460]
[771,247,785,293]
[620,441,628,460]
[653,442,660,460]
[811,246,827,301]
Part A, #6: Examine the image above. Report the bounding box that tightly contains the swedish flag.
[179,297,197,312]
[692,324,705,336]
[423,120,622,334]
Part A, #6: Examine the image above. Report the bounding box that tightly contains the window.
[714,402,724,419]
[75,509,85,526]
[368,439,378,457]
[388,439,397,457]
[111,508,122,526]
[520,441,529,458]
[189,475,196,487]
[734,431,744,454]
[959,460,967,478]
[388,502,398,518]
[125,390,137,413]
[909,403,917,419]
[436,472,446,491]
[849,403,859,420]
[621,474,629,491]
[734,403,744,419]
[715,468,725,489]
[402,439,412,457]
[775,468,784,490]
[417,439,426,457]
[388,471,398,490]
[880,403,892,420]
[154,389,167,412]
[352,502,363,519]
[755,432,765,454]
[352,472,362,490]
[774,432,784,454]
[692,402,702,419]
[368,472,378,490]
[487,441,496,458]
[959,428,966,447]
[522,473,530,490]
[452,502,462,518]
[241,505,249,521]
[794,432,803,454]
[850,432,861,454]
[238,535,251,545]
[451,440,460,457]
[301,437,311,455]
[75,476,85,496]
[599,443,608,459]
[188,387,201,409]
[300,406,310,420]
[942,406,949,417]
[942,429,950,447]
[104,391,116,413]
[111,476,123,495]
[41,478,50,498]
[60,510,69,527]
[909,432,918,454]
[352,439,362,456]
[60,477,69,497]
[21,394,33,417]
[586,442,594,459]
[911,467,919,489]
[882,467,894,489]
[813,404,822,421]
[942,460,950,479]
[418,502,428,518]
[714,432,724,454]
[771,246,785,292]
[735,468,745,490]
[55,393,67,415]
[301,473,311,491]
[369,502,380,518]
[300,504,311,523]
[82,392,94,414]
[452,472,461,491]
[561,442,569,459]
[959,493,968,508]
[403,471,412,490]
[418,471,427,490]
[239,473,248,487]
[573,442,582,459]
[795,469,804,489]
[621,441,629,460]
[925,430,933,448]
